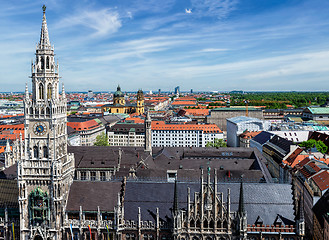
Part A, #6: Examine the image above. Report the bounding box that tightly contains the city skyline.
[1,0,329,92]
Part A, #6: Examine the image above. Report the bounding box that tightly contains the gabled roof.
[67,119,102,131]
[282,148,305,168]
[251,131,274,145]
[306,107,329,115]
[124,181,294,226]
[151,121,222,133]
[66,181,122,212]
[0,179,19,208]
[312,171,329,191]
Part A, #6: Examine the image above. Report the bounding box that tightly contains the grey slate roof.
[0,179,19,208]
[251,131,274,145]
[124,181,295,226]
[66,181,122,212]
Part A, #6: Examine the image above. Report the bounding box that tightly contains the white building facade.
[151,122,223,147]
[227,116,271,147]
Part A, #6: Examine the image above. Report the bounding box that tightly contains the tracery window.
[29,187,50,226]
[43,146,48,158]
[39,84,44,99]
[33,146,39,159]
[47,84,52,99]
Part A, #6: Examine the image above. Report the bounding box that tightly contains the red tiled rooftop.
[171,101,197,106]
[151,121,222,133]
[312,171,329,191]
[184,109,210,116]
[67,119,100,131]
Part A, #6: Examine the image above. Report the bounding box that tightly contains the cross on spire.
[39,5,51,50]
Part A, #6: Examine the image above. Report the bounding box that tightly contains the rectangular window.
[90,172,96,181]
[100,172,106,181]
[81,172,87,181]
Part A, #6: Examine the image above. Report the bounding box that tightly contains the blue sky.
[1,0,329,92]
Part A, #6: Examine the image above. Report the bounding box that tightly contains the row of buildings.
[0,6,307,240]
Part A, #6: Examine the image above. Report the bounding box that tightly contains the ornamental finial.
[42,5,46,13]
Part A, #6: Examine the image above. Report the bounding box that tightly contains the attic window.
[255,216,264,225]
[91,161,94,165]
[167,171,177,182]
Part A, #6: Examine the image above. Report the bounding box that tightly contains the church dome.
[114,85,124,98]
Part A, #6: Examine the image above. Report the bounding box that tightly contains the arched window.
[203,220,208,228]
[46,107,50,116]
[190,219,195,228]
[39,84,44,99]
[46,56,50,69]
[43,146,48,158]
[196,219,201,228]
[41,57,44,70]
[209,220,214,228]
[30,107,33,115]
[47,84,52,99]
[33,146,39,159]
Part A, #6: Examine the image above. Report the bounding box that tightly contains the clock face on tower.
[33,122,47,136]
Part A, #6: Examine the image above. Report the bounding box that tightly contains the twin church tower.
[18,5,75,239]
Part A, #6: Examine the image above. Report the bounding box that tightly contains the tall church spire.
[38,5,51,50]
[238,181,245,215]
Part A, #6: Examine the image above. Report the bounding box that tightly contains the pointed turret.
[173,180,178,214]
[62,83,66,99]
[296,193,305,237]
[5,139,10,153]
[236,179,247,239]
[144,111,152,154]
[238,181,245,215]
[25,83,29,99]
[38,5,51,50]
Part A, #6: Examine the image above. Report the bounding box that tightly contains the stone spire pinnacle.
[238,180,245,215]
[39,5,51,50]
[5,139,10,153]
[25,83,29,99]
[173,180,178,214]
[62,83,66,99]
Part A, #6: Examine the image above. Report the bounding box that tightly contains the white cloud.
[191,0,238,19]
[56,8,122,36]
[200,48,228,52]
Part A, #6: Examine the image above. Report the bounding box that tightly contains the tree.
[94,133,109,146]
[206,138,227,148]
[299,139,328,154]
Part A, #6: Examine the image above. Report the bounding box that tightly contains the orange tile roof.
[125,117,145,124]
[175,97,196,101]
[151,121,222,133]
[0,124,24,131]
[171,101,197,106]
[67,119,100,131]
[312,171,329,191]
[184,109,210,116]
[239,131,261,139]
[282,148,305,168]
[0,113,24,119]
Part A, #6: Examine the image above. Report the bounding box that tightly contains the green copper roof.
[307,107,329,114]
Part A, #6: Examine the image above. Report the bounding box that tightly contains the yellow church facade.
[101,86,145,115]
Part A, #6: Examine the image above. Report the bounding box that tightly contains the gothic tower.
[236,181,247,239]
[18,5,75,240]
[136,89,144,114]
[144,111,152,154]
